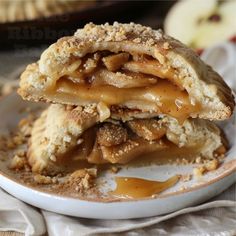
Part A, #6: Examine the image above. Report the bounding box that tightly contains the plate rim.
[0,159,235,203]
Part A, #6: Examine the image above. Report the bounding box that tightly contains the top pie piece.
[18,22,235,122]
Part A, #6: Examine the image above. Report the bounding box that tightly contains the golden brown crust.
[28,104,99,174]
[18,22,235,120]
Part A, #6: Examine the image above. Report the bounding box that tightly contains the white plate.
[0,93,235,219]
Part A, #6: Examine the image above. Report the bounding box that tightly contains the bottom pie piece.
[28,104,227,175]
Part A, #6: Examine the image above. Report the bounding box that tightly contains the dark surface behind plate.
[0,1,175,49]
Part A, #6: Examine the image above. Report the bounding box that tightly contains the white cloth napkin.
[0,185,235,236]
[0,189,45,235]
[0,43,236,236]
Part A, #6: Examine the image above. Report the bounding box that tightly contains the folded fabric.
[0,184,235,236]
[0,188,45,236]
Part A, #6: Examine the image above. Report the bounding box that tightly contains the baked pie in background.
[0,0,96,23]
[18,22,235,175]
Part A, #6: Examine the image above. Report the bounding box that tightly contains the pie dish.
[17,23,234,181]
[0,0,96,23]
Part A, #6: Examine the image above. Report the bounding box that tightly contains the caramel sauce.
[55,79,201,122]
[111,175,179,199]
[128,140,204,167]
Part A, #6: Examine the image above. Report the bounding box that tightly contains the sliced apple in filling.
[127,119,166,141]
[18,23,234,121]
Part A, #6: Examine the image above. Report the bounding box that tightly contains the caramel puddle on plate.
[110,175,180,199]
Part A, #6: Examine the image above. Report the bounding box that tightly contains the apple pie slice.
[18,23,234,123]
[28,104,226,174]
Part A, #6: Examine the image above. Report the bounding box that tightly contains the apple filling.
[62,119,166,165]
[28,103,226,174]
[60,118,225,165]
[44,51,201,123]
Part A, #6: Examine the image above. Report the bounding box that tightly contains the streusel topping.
[74,22,164,45]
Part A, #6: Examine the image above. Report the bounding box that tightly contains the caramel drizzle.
[111,175,180,199]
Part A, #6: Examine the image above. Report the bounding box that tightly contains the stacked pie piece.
[18,23,235,175]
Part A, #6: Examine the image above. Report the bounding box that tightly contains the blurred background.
[0,0,236,95]
[0,1,173,48]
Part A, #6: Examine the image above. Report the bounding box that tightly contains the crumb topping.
[67,168,97,192]
[74,22,164,46]
[68,104,98,123]
[9,154,27,170]
[193,159,219,178]
[33,174,57,185]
